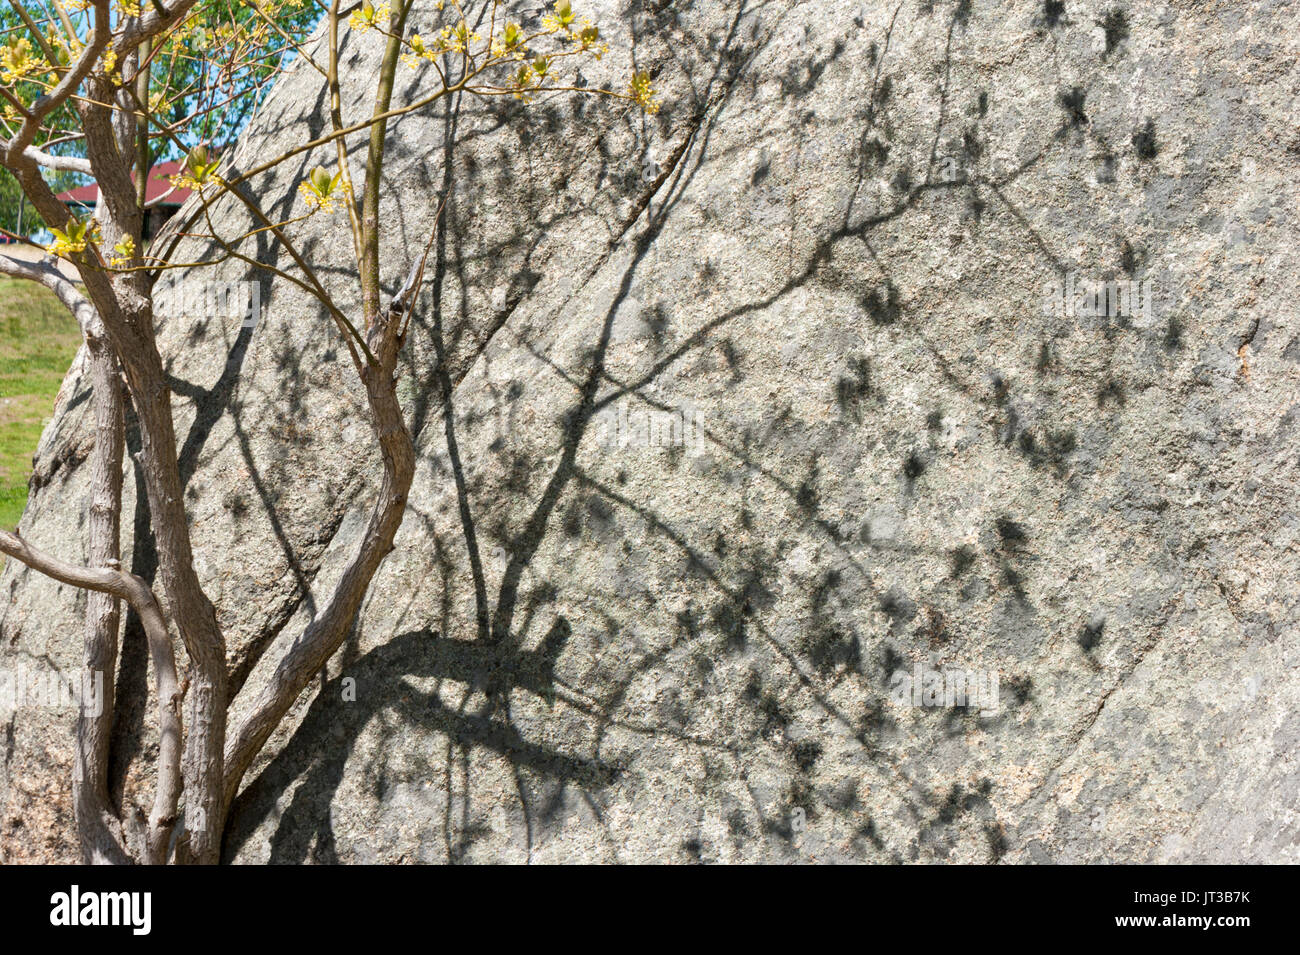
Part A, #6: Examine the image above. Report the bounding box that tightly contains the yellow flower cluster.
[541,0,577,34]
[568,20,608,59]
[298,166,348,214]
[100,48,123,84]
[400,33,435,68]
[539,0,607,60]
[1,37,38,84]
[349,1,391,33]
[490,22,527,60]
[170,145,221,193]
[48,30,82,66]
[511,71,533,101]
[629,71,660,114]
[46,217,101,259]
[450,23,482,53]
[512,54,557,102]
[109,235,136,268]
[169,171,214,193]
[401,22,483,68]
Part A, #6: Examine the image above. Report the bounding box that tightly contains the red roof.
[56,159,192,207]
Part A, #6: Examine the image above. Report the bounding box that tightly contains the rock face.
[2,0,1298,864]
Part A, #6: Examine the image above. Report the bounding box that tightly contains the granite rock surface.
[2,0,1297,863]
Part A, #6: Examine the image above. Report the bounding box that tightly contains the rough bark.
[0,530,180,861]
[73,326,128,865]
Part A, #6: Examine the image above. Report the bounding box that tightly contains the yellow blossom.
[453,23,482,51]
[46,217,100,259]
[109,235,136,267]
[629,70,660,114]
[543,0,576,33]
[1,37,38,84]
[401,32,436,68]
[298,165,347,213]
[575,22,607,59]
[100,47,122,83]
[349,1,390,33]
[170,145,221,192]
[511,64,535,102]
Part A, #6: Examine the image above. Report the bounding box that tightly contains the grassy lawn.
[0,278,82,528]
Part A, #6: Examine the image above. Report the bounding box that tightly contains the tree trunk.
[73,324,130,865]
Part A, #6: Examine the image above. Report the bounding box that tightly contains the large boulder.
[2,0,1297,863]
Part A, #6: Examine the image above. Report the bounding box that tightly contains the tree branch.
[0,529,181,863]
[19,147,93,174]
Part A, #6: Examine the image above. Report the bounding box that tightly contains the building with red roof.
[55,159,193,239]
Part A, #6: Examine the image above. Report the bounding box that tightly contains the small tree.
[0,0,655,864]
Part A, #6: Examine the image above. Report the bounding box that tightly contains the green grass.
[0,278,82,528]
